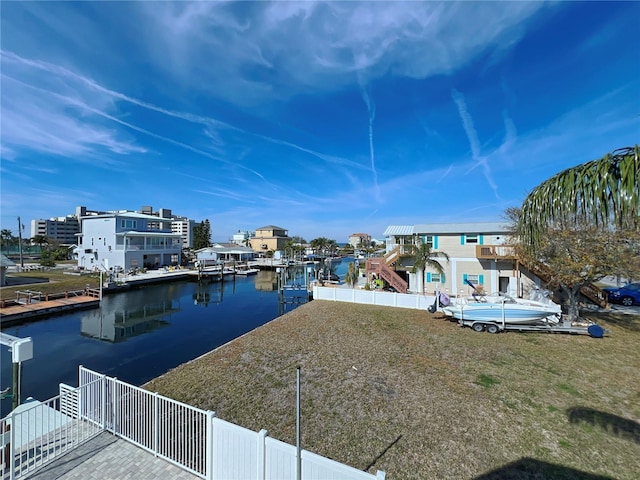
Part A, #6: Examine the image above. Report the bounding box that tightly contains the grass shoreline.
[145,300,640,479]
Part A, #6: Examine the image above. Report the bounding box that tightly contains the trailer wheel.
[472,323,485,332]
[486,324,500,334]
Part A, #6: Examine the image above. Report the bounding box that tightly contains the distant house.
[195,244,255,265]
[383,222,540,297]
[77,212,182,272]
[249,225,289,253]
[231,230,254,246]
[348,233,371,249]
[1,254,15,286]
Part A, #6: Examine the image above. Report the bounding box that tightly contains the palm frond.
[520,145,640,249]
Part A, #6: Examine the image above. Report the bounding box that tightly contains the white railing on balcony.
[2,367,385,480]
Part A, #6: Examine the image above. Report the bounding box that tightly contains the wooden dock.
[0,291,100,326]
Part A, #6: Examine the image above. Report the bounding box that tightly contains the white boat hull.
[442,296,561,325]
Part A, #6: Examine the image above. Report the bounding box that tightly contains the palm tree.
[1,229,15,246]
[515,146,639,320]
[408,239,449,295]
[520,146,639,249]
[31,235,50,251]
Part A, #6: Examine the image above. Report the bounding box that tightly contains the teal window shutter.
[426,272,431,282]
[479,234,484,245]
[479,274,484,285]
[434,236,438,249]
[463,273,468,282]
[460,235,465,245]
[441,273,446,283]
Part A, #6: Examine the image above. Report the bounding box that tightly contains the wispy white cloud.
[358,75,380,200]
[451,88,499,199]
[135,1,545,105]
[1,72,144,162]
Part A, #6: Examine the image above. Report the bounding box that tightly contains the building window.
[465,234,478,244]
[121,219,137,229]
[430,273,441,282]
[464,274,484,286]
[421,235,434,248]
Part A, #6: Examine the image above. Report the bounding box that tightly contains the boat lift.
[0,333,33,410]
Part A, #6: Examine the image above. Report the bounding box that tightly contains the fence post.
[257,429,267,480]
[205,411,215,480]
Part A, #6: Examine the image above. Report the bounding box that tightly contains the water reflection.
[0,259,355,417]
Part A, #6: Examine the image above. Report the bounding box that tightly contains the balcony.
[475,245,516,260]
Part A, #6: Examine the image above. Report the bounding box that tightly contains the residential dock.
[0,290,101,326]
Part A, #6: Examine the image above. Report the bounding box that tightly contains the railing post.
[205,411,215,480]
[101,374,106,430]
[153,392,159,457]
[9,412,16,479]
[112,378,117,435]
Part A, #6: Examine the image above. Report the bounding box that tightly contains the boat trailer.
[457,318,606,338]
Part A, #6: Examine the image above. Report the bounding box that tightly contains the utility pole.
[17,216,24,268]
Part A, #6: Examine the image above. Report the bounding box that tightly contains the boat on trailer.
[441,293,562,325]
[439,284,605,338]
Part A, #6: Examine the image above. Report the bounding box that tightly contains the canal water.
[1,259,355,417]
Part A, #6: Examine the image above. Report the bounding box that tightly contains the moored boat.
[235,265,259,275]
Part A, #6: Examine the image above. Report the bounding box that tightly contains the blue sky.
[1,1,638,243]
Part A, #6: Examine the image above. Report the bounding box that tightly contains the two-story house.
[249,225,289,254]
[383,222,538,297]
[77,212,182,272]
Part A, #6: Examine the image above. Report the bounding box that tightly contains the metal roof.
[384,222,510,236]
[82,212,171,221]
[383,225,415,236]
[412,222,509,234]
[1,254,16,267]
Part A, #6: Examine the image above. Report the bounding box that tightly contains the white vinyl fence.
[314,285,436,310]
[2,366,385,480]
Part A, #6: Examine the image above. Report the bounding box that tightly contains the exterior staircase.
[365,257,408,293]
[523,261,607,308]
[383,246,402,266]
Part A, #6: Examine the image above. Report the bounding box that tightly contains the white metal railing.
[77,366,384,480]
[314,285,435,310]
[0,378,104,479]
[2,367,384,479]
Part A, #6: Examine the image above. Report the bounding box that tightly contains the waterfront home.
[383,222,542,297]
[195,243,256,265]
[249,225,290,253]
[77,212,182,272]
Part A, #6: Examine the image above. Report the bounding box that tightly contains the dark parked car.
[603,283,640,306]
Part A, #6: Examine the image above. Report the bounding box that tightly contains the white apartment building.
[171,218,195,249]
[77,212,182,272]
